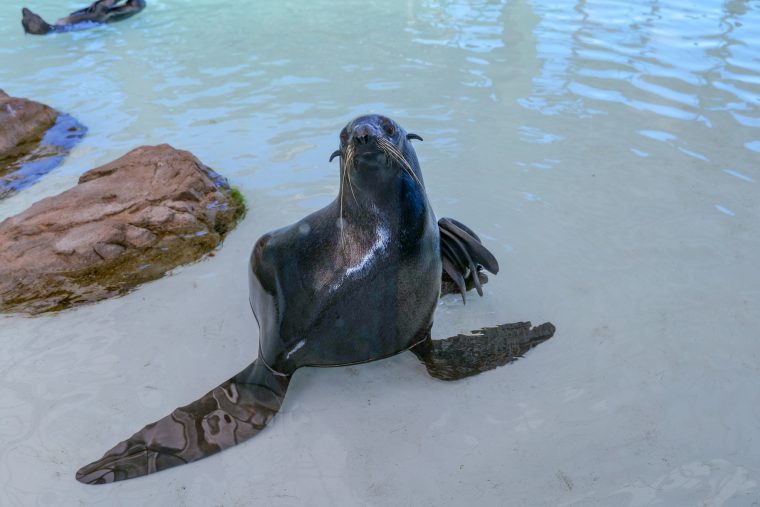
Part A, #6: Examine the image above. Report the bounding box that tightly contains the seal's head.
[330,115,425,194]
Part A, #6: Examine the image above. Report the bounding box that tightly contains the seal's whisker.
[339,150,347,250]
[380,139,415,179]
[346,166,359,207]
[343,144,359,206]
[344,143,355,172]
[339,144,356,250]
[378,138,423,188]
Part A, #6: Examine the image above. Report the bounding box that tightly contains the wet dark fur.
[76,115,555,484]
[22,0,145,35]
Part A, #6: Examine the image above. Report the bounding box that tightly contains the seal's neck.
[339,160,430,238]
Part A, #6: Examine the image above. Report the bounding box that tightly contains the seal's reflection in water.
[75,115,555,484]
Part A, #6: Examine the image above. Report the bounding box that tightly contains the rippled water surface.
[1,0,759,505]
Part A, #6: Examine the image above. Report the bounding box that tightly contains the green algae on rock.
[0,89,86,200]
[0,144,245,314]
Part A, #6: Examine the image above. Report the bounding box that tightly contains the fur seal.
[21,0,145,35]
[75,114,555,484]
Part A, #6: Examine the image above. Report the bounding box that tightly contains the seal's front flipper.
[411,322,555,381]
[68,0,117,17]
[21,8,54,34]
[101,0,147,23]
[55,0,117,26]
[76,359,290,484]
[438,217,499,303]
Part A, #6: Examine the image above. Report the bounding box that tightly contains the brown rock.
[0,89,58,157]
[0,144,245,314]
[0,89,87,200]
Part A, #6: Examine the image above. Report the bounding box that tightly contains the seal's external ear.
[329,150,341,162]
[406,133,423,142]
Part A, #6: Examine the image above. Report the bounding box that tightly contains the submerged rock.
[0,89,86,199]
[0,144,245,314]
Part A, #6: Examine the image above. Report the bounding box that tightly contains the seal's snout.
[350,124,381,146]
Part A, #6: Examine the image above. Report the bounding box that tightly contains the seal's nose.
[351,124,378,145]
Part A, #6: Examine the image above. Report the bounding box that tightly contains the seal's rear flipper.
[411,322,555,381]
[21,8,54,34]
[76,359,290,484]
[438,217,499,303]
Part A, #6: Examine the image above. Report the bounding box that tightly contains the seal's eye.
[340,130,349,144]
[382,121,395,136]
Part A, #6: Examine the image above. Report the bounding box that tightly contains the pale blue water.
[1,1,759,505]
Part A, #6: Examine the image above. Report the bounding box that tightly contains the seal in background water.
[21,0,145,35]
[75,115,555,484]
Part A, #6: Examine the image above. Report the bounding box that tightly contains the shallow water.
[1,0,759,505]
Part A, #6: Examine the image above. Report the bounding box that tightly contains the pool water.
[1,0,759,505]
